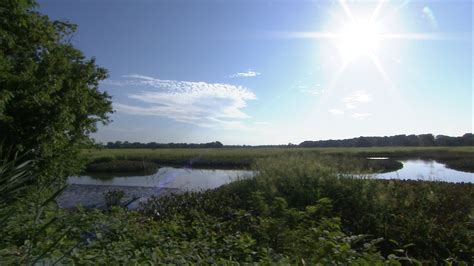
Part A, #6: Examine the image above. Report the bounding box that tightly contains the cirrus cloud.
[109,75,257,128]
[422,6,438,29]
[229,70,261,78]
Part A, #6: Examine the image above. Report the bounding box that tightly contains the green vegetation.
[0,145,68,264]
[281,154,404,174]
[440,158,474,173]
[0,1,472,264]
[136,155,473,263]
[102,133,474,149]
[82,146,474,172]
[86,160,158,175]
[299,133,473,147]
[103,190,125,207]
[350,157,403,173]
[0,0,112,179]
[2,154,472,264]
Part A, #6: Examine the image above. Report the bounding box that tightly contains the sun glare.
[312,0,446,96]
[336,20,381,62]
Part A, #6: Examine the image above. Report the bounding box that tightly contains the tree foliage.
[300,133,474,148]
[0,0,113,179]
[101,134,473,149]
[104,141,224,149]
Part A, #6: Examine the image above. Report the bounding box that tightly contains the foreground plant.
[0,145,69,264]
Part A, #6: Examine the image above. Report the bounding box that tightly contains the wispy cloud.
[351,113,372,119]
[329,108,344,115]
[105,127,145,133]
[110,75,256,128]
[330,91,373,118]
[229,70,261,78]
[422,6,438,29]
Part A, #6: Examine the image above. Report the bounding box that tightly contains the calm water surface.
[370,159,473,183]
[68,167,254,191]
[68,159,473,191]
[62,160,472,209]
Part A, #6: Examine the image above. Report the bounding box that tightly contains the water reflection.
[68,160,473,192]
[68,167,255,191]
[373,159,473,183]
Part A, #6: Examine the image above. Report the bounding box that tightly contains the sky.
[38,0,472,145]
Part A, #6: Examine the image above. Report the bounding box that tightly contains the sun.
[310,0,445,95]
[336,19,382,62]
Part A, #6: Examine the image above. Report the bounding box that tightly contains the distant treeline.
[104,141,224,149]
[101,134,473,149]
[300,133,474,147]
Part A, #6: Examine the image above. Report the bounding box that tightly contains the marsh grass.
[82,146,474,172]
[439,157,474,172]
[85,160,158,174]
[137,154,473,263]
[2,153,472,264]
[251,155,473,261]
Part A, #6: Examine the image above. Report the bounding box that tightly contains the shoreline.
[57,184,180,210]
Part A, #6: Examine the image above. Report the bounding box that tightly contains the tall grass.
[2,152,471,263]
[82,146,474,171]
[250,155,473,262]
[0,146,69,264]
[139,154,473,263]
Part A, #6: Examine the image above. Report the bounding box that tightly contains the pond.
[60,167,254,209]
[68,159,472,189]
[59,160,472,209]
[369,159,473,183]
[68,167,254,190]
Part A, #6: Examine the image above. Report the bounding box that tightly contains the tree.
[418,134,435,146]
[389,135,407,146]
[461,133,474,146]
[353,137,372,147]
[0,0,113,180]
[405,134,420,146]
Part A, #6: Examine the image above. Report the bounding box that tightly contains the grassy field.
[82,146,474,172]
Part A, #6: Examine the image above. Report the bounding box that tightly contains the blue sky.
[39,0,472,145]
